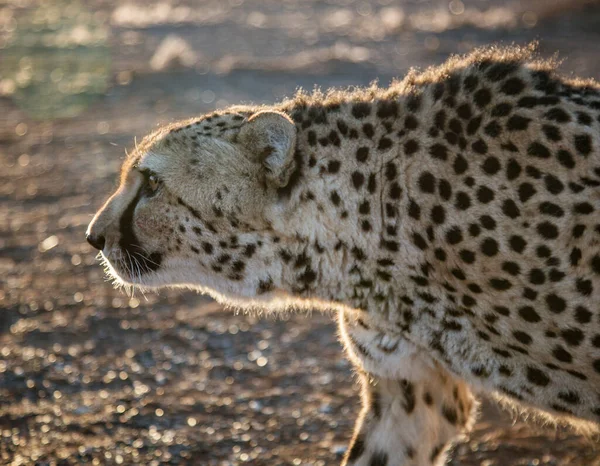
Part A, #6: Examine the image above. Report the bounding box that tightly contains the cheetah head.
[87,109,308,308]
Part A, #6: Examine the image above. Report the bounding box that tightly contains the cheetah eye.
[140,170,161,196]
[148,174,160,192]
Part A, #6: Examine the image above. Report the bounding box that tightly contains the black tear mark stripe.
[119,187,162,273]
[177,196,202,219]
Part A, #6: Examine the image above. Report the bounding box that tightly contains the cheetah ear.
[239,111,297,187]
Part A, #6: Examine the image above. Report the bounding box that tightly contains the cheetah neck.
[260,94,423,312]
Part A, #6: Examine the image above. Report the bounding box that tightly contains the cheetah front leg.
[343,365,477,466]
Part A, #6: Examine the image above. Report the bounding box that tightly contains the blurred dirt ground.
[2,0,600,464]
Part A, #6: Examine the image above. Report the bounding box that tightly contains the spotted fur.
[88,44,600,465]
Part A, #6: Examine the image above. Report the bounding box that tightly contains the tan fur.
[88,45,600,465]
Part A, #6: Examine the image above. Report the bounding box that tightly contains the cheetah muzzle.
[87,44,600,465]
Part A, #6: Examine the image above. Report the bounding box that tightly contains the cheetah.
[87,44,600,465]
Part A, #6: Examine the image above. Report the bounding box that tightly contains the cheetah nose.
[86,233,106,251]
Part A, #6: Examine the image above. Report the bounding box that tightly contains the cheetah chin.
[88,43,600,465]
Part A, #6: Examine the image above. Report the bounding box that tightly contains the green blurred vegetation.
[0,1,110,119]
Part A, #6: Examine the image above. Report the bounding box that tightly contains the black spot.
[501,77,526,95]
[513,331,532,345]
[573,224,586,239]
[244,244,256,258]
[330,191,341,206]
[509,235,526,253]
[479,215,495,230]
[412,233,428,250]
[367,174,377,193]
[574,134,593,156]
[494,306,510,316]
[503,161,521,184]
[358,201,370,215]
[542,124,561,141]
[327,160,341,173]
[453,155,468,174]
[351,171,365,189]
[438,179,452,201]
[356,147,369,163]
[257,278,274,294]
[400,379,416,414]
[591,255,600,274]
[418,172,436,193]
[352,102,371,119]
[408,200,421,219]
[463,74,478,91]
[336,120,348,135]
[405,115,419,130]
[457,103,472,120]
[467,116,482,135]
[502,261,520,276]
[482,157,501,175]
[577,111,593,125]
[507,114,531,131]
[476,186,495,204]
[517,96,537,108]
[472,139,488,154]
[529,268,546,285]
[544,174,564,194]
[376,100,398,118]
[368,451,388,466]
[385,162,397,180]
[481,238,499,256]
[406,94,421,111]
[459,249,475,263]
[558,391,580,405]
[489,278,511,290]
[363,123,375,139]
[455,191,471,210]
[539,202,564,217]
[434,110,447,130]
[231,260,245,273]
[517,183,536,203]
[430,143,448,161]
[545,107,570,123]
[404,139,419,155]
[491,102,512,117]
[378,137,393,151]
[569,182,584,193]
[487,62,518,81]
[553,346,572,363]
[484,120,502,137]
[527,367,550,386]
[526,165,542,179]
[327,130,341,146]
[519,306,540,322]
[442,404,458,425]
[562,328,584,347]
[446,227,463,245]
[571,203,592,219]
[527,142,551,159]
[502,199,520,219]
[389,182,402,199]
[537,222,559,239]
[546,293,566,313]
[431,205,446,224]
[474,88,492,107]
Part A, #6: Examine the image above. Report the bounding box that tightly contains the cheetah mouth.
[101,247,163,284]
